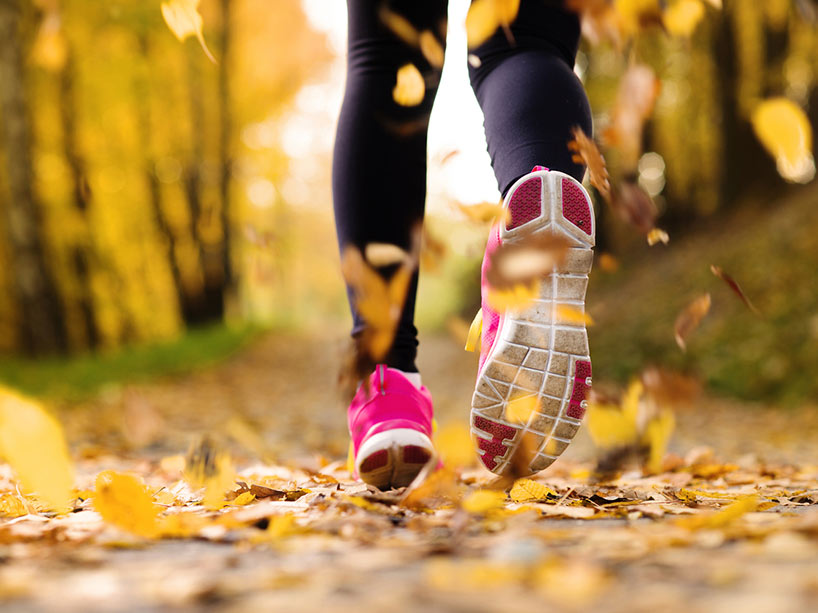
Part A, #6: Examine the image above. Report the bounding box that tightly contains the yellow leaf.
[663,0,705,37]
[93,471,161,538]
[643,410,675,473]
[160,0,215,63]
[647,228,670,246]
[466,0,521,47]
[462,489,507,514]
[509,478,558,503]
[465,308,483,352]
[505,395,538,424]
[677,495,760,529]
[231,492,256,506]
[0,387,74,513]
[419,30,445,68]
[751,98,815,183]
[586,386,640,450]
[436,423,475,469]
[393,64,425,107]
[0,494,28,518]
[486,280,538,312]
[555,305,594,326]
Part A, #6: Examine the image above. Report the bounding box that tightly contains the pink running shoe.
[348,365,435,489]
[468,167,595,476]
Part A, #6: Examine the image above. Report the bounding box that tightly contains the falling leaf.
[597,252,620,272]
[615,0,664,37]
[586,397,639,450]
[464,309,483,352]
[93,471,161,538]
[486,280,539,312]
[0,387,74,513]
[567,0,622,47]
[674,293,711,351]
[647,228,669,245]
[609,179,658,234]
[465,0,520,47]
[710,265,761,316]
[555,305,595,326]
[364,243,410,268]
[462,489,507,514]
[341,242,416,362]
[603,64,661,170]
[505,395,538,424]
[419,30,445,68]
[509,479,558,503]
[378,6,420,46]
[486,232,571,290]
[644,411,675,473]
[421,227,447,272]
[436,423,475,469]
[467,53,482,67]
[31,10,67,71]
[160,0,216,63]
[663,0,705,37]
[568,127,611,198]
[184,437,236,510]
[401,467,461,511]
[393,64,425,107]
[751,98,815,183]
[454,200,507,224]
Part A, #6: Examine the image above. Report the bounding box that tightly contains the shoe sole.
[471,170,595,476]
[356,428,434,489]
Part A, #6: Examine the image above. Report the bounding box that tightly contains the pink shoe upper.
[347,365,434,457]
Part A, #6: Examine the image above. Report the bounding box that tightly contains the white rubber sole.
[471,170,595,476]
[356,428,434,490]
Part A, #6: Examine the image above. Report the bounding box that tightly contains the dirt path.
[1,332,817,612]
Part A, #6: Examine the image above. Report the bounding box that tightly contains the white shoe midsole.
[356,428,433,473]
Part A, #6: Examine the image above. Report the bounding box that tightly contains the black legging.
[333,0,592,373]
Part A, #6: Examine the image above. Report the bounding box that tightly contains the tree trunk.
[0,0,67,355]
[59,46,101,349]
[217,0,234,309]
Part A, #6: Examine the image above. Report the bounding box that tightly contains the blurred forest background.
[0,0,817,405]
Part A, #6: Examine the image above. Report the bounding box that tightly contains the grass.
[587,181,818,406]
[0,323,263,400]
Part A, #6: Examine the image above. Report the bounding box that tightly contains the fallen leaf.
[674,293,711,351]
[0,387,74,513]
[160,0,215,63]
[393,64,425,106]
[509,479,558,503]
[710,265,761,316]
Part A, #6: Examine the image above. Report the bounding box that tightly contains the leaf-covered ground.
[2,333,818,613]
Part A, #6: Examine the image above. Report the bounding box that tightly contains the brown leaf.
[608,180,658,234]
[485,231,571,291]
[603,64,661,170]
[674,293,711,351]
[568,126,610,199]
[710,265,761,316]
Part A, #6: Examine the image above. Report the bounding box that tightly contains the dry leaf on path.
[674,293,711,351]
